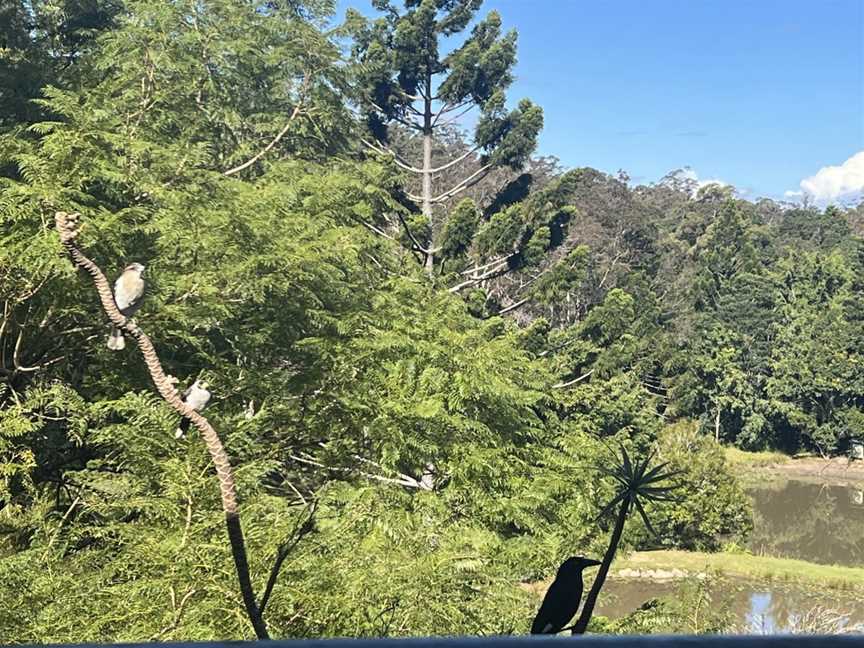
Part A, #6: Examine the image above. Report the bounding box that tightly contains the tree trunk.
[715,407,721,443]
[572,496,630,635]
[422,77,434,276]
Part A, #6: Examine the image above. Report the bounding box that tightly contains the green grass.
[615,550,864,592]
[724,446,790,468]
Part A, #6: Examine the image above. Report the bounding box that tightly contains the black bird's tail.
[175,417,191,439]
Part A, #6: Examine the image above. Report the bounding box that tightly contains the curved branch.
[429,146,479,174]
[431,163,493,203]
[396,212,430,254]
[224,103,303,176]
[224,72,311,176]
[54,212,269,640]
[552,369,594,389]
[362,138,423,174]
[259,501,317,616]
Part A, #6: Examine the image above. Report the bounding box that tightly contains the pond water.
[597,478,864,633]
[597,577,864,633]
[748,479,864,566]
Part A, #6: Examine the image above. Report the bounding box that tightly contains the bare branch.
[288,453,429,490]
[362,138,422,174]
[150,587,198,641]
[46,496,81,551]
[396,211,430,254]
[356,218,397,240]
[258,501,317,615]
[395,88,424,102]
[223,105,302,176]
[429,146,479,174]
[432,99,471,127]
[180,491,193,550]
[366,99,423,131]
[430,100,452,128]
[552,369,595,389]
[436,103,475,128]
[599,251,627,289]
[497,298,529,316]
[431,163,493,203]
[405,103,424,117]
[448,258,514,293]
[54,211,269,640]
[458,253,517,276]
[538,339,576,358]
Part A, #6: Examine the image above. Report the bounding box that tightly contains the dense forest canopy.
[1,0,862,641]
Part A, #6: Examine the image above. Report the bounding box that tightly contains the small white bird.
[175,379,212,438]
[107,262,146,351]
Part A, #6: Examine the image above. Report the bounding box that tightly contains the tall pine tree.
[349,0,543,276]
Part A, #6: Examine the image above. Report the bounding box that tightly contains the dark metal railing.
[22,636,864,648]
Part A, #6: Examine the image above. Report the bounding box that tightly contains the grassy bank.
[614,550,864,592]
[723,447,792,487]
[724,447,790,469]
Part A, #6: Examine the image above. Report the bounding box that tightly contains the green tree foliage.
[6,0,845,640]
[438,197,479,259]
[658,199,864,453]
[0,0,122,127]
[765,250,864,455]
[647,421,753,550]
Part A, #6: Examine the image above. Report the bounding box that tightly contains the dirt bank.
[766,456,864,483]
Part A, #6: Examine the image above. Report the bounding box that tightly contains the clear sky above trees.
[336,0,863,203]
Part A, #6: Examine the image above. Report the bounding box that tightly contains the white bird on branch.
[176,379,212,438]
[107,262,145,350]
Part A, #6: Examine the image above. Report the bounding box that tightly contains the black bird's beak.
[584,558,601,567]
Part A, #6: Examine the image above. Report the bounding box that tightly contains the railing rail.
[19,636,864,648]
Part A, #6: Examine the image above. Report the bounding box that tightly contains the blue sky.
[335,0,863,203]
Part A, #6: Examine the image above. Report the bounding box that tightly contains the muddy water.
[748,479,864,566]
[597,577,864,633]
[597,478,864,632]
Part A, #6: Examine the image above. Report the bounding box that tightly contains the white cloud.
[679,167,729,190]
[659,167,732,196]
[794,151,864,204]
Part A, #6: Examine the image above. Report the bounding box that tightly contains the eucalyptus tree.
[349,0,543,276]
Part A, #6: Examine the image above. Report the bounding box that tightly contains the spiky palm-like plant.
[571,446,681,635]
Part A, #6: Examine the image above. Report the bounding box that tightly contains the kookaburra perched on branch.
[107,262,145,350]
[176,379,212,438]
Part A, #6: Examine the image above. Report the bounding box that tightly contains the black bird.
[531,556,601,634]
